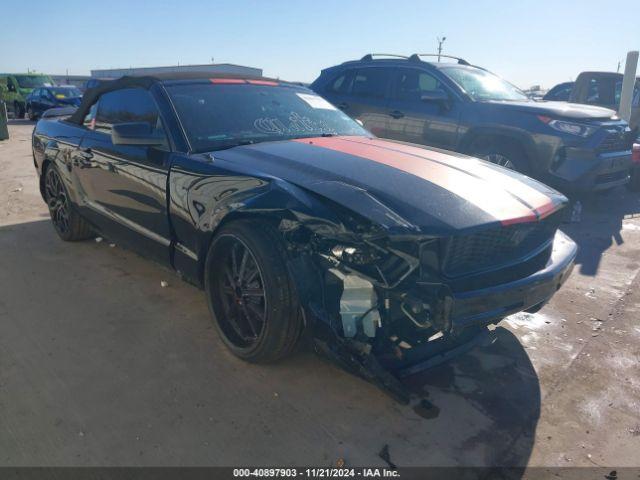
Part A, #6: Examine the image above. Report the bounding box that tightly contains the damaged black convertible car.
[32,74,577,402]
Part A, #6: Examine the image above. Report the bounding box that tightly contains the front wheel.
[204,220,303,363]
[27,105,37,121]
[469,139,530,175]
[43,164,93,241]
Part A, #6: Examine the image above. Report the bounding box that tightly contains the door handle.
[389,110,405,119]
[337,102,349,110]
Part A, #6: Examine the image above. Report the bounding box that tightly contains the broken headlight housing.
[328,242,419,289]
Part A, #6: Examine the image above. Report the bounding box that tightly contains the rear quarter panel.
[32,119,86,201]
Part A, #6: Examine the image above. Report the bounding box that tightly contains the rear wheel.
[627,166,640,192]
[14,102,24,119]
[43,164,93,241]
[204,220,303,363]
[469,138,530,175]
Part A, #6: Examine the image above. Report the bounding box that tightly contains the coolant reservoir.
[330,269,381,338]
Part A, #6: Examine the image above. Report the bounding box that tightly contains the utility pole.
[437,36,447,62]
[618,51,639,122]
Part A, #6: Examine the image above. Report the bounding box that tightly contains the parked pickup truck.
[312,54,636,193]
[32,74,576,402]
[545,71,640,191]
[545,72,640,131]
[0,73,55,119]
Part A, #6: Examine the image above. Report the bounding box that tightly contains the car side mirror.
[111,122,166,146]
[420,90,449,103]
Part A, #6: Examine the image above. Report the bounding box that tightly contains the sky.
[1,0,638,90]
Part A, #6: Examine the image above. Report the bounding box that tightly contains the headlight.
[538,115,597,137]
[330,244,379,265]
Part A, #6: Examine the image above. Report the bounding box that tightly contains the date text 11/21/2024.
[232,468,400,477]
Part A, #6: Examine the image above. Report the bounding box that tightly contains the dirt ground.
[1,121,639,470]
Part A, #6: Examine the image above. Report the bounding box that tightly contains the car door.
[386,67,461,149]
[343,67,392,137]
[28,89,40,114]
[75,87,173,265]
[39,89,58,114]
[36,89,52,115]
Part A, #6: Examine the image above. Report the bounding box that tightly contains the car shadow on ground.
[399,327,540,471]
[562,187,640,276]
[0,219,539,470]
[7,119,36,126]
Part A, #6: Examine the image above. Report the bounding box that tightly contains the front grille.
[442,213,561,278]
[596,170,629,185]
[598,131,634,153]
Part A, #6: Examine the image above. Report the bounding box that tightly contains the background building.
[90,63,262,79]
[51,74,92,89]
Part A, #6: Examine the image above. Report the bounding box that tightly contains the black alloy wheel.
[43,165,93,241]
[216,235,267,347]
[205,220,303,363]
[44,166,71,236]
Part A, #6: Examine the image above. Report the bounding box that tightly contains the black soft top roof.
[68,72,288,125]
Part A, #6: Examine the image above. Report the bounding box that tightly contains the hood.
[215,136,567,235]
[57,96,83,106]
[487,99,617,120]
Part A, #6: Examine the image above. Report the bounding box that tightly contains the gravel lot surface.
[1,121,639,469]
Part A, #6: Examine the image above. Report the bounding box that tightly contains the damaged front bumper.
[450,229,577,329]
[298,228,577,404]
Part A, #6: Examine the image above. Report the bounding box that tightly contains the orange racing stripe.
[293,136,552,225]
[342,136,557,219]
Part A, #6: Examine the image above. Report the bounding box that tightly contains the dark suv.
[311,54,635,193]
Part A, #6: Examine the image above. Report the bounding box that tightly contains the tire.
[27,105,36,121]
[14,102,25,119]
[204,219,303,363]
[627,166,640,192]
[468,137,531,175]
[43,164,93,241]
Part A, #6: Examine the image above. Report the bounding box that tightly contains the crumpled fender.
[306,180,419,234]
[199,178,349,237]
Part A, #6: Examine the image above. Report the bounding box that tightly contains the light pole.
[437,36,447,62]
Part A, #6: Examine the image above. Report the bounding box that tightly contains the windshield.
[441,66,528,101]
[166,82,368,152]
[15,75,53,89]
[50,87,82,98]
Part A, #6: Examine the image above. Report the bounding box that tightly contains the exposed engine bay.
[276,206,575,404]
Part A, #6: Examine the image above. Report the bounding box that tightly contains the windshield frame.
[439,65,529,102]
[15,75,53,89]
[164,82,369,154]
[49,86,82,98]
